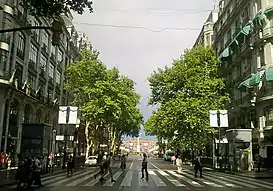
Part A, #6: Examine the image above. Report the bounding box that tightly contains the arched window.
[45,112,51,124]
[17,31,26,60]
[36,109,43,123]
[23,104,32,123]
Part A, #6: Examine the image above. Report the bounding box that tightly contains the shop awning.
[238,73,260,89]
[264,6,273,15]
[218,47,230,60]
[264,67,273,81]
[253,12,267,27]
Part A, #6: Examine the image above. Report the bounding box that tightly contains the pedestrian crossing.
[9,168,273,190]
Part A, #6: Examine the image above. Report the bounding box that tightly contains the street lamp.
[208,94,222,169]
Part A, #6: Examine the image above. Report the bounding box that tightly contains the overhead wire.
[73,22,201,32]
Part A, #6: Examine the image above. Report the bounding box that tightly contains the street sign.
[219,110,229,127]
[209,110,229,128]
[58,106,78,124]
[209,110,218,127]
[58,106,67,124]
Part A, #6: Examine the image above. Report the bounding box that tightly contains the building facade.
[194,10,218,47]
[214,0,273,169]
[0,0,87,165]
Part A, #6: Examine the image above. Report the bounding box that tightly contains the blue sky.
[73,0,218,140]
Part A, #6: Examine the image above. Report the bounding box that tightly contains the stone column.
[16,101,25,157]
[0,90,7,150]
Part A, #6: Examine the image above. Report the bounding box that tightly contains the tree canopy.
[66,48,143,158]
[22,0,93,18]
[145,45,229,151]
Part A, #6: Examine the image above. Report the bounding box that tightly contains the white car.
[85,156,98,166]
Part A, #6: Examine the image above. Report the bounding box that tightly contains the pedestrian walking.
[257,154,262,172]
[194,154,202,178]
[94,151,105,181]
[105,152,116,182]
[120,154,126,171]
[176,155,183,174]
[33,156,43,187]
[141,153,148,180]
[171,155,176,165]
[67,155,73,176]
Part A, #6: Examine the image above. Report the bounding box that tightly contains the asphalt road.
[4,155,273,191]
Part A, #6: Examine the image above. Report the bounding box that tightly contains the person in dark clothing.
[257,154,262,172]
[67,155,73,176]
[16,154,27,188]
[194,154,202,178]
[141,153,148,180]
[94,152,107,182]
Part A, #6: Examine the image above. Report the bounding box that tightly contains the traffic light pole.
[62,107,70,169]
[217,110,221,169]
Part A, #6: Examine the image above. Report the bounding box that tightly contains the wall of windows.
[40,54,47,71]
[56,70,61,84]
[49,62,54,79]
[28,73,36,90]
[29,43,38,64]
[42,30,49,51]
[17,32,25,60]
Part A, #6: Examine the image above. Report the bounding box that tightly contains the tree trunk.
[110,130,117,153]
[86,143,92,161]
[85,121,93,160]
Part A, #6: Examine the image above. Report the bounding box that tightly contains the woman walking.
[176,155,183,174]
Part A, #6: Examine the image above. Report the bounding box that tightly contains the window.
[17,32,25,59]
[49,63,54,79]
[56,70,61,84]
[40,54,47,71]
[48,88,53,99]
[31,17,40,41]
[264,107,273,126]
[28,73,36,90]
[29,43,38,63]
[42,31,49,50]
[57,48,63,63]
[51,45,56,56]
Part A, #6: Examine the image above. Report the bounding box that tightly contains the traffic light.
[51,19,64,46]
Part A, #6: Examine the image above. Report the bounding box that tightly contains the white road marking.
[82,172,109,186]
[181,171,222,188]
[66,170,99,186]
[148,170,167,186]
[103,171,122,186]
[129,157,135,169]
[47,171,90,186]
[157,170,187,187]
[204,171,258,188]
[43,171,82,185]
[183,169,240,188]
[138,171,148,186]
[168,170,203,187]
[120,170,133,186]
[206,171,272,189]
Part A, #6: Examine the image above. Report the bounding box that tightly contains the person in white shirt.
[33,156,42,187]
[176,155,183,174]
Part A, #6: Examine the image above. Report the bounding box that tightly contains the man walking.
[141,153,148,180]
[106,152,116,182]
[67,155,73,176]
[194,154,202,178]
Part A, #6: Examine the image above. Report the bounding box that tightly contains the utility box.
[21,123,53,158]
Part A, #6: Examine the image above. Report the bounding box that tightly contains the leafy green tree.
[22,0,93,17]
[66,48,143,158]
[145,45,229,152]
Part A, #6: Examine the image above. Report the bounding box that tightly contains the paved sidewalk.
[0,165,86,187]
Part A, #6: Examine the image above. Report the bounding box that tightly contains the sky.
[73,0,218,140]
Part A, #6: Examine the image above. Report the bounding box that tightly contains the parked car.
[85,156,98,166]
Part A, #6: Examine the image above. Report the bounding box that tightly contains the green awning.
[218,47,230,60]
[229,39,239,52]
[253,12,267,27]
[265,67,273,81]
[238,73,260,89]
[241,25,251,35]
[249,73,260,86]
[264,6,273,15]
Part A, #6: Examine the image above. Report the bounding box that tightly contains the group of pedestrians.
[172,154,202,178]
[15,154,43,188]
